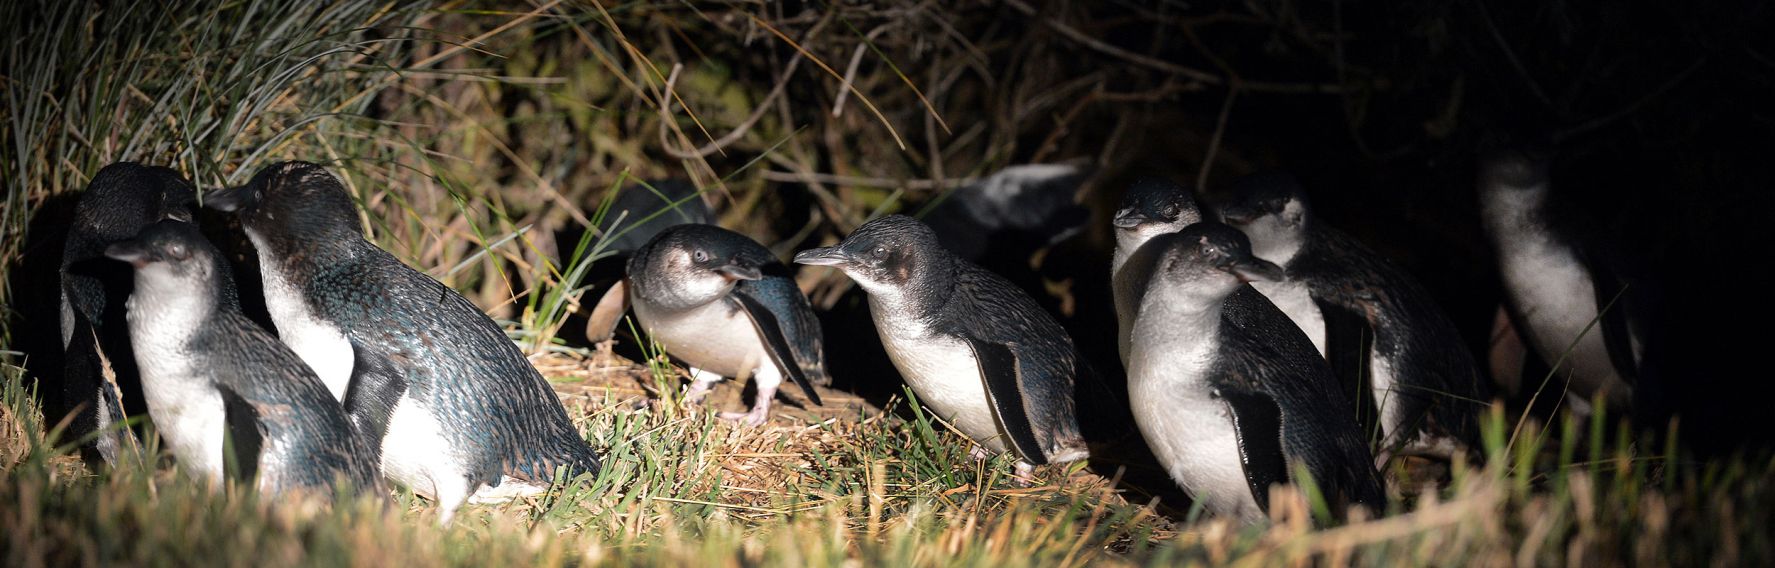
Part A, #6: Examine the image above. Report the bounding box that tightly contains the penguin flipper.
[1583,256,1639,387]
[731,290,823,406]
[585,279,629,343]
[1316,298,1382,444]
[1216,388,1289,514]
[217,383,264,484]
[963,338,1049,465]
[344,339,409,450]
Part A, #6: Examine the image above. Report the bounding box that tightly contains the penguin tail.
[508,437,603,483]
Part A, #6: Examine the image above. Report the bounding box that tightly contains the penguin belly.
[379,395,469,501]
[1496,235,1633,408]
[632,297,770,379]
[1128,331,1264,522]
[1250,280,1326,357]
[130,344,225,481]
[254,255,355,401]
[874,317,1005,453]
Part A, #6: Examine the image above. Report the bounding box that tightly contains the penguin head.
[1215,172,1311,264]
[203,161,364,247]
[794,215,945,296]
[1113,178,1203,254]
[104,219,225,297]
[1152,222,1284,297]
[73,162,197,240]
[630,224,768,309]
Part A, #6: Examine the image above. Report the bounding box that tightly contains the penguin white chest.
[632,296,770,379]
[872,310,1005,453]
[1250,280,1327,357]
[1128,310,1264,522]
[124,291,225,483]
[250,240,355,401]
[1495,233,1632,403]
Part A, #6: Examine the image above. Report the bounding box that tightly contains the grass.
[2,1,1772,566]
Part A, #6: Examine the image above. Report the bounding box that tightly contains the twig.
[750,14,908,150]
[760,170,975,190]
[1555,58,1707,142]
[659,47,809,160]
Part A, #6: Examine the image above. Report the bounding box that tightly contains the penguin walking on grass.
[586,224,827,424]
[59,162,197,466]
[794,215,1089,477]
[1217,172,1489,464]
[107,220,380,496]
[1109,178,1205,363]
[1478,148,1642,417]
[1125,223,1385,524]
[205,161,600,523]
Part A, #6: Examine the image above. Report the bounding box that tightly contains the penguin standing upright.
[1478,148,1641,416]
[59,162,197,466]
[106,220,380,495]
[794,215,1089,475]
[1109,178,1205,362]
[205,161,600,523]
[1125,223,1386,523]
[1217,172,1489,462]
[588,224,827,424]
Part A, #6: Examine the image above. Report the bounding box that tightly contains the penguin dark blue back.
[105,219,380,496]
[619,224,829,424]
[1218,172,1490,465]
[205,161,600,523]
[59,162,198,466]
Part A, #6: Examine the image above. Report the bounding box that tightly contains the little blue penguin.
[589,224,828,424]
[1217,172,1489,464]
[920,164,1091,263]
[204,161,600,523]
[1125,222,1386,524]
[105,220,380,496]
[794,215,1089,473]
[59,162,198,466]
[1109,177,1205,363]
[1478,148,1640,416]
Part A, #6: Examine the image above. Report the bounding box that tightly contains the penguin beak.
[1111,208,1148,229]
[715,264,762,281]
[1227,257,1284,283]
[1219,209,1256,226]
[793,246,852,267]
[104,241,153,268]
[202,185,252,213]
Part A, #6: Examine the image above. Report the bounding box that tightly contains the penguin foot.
[1009,461,1038,487]
[718,385,777,426]
[968,444,994,462]
[468,476,549,504]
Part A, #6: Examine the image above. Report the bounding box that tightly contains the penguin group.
[51,150,1647,526]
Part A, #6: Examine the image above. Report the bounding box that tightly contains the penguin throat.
[125,266,213,350]
[1479,184,1551,241]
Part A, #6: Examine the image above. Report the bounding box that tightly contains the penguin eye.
[692,250,709,263]
[166,243,189,260]
[871,246,888,260]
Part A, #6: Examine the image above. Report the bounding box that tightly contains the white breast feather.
[248,229,355,401]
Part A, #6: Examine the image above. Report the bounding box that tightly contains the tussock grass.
[2,2,1772,566]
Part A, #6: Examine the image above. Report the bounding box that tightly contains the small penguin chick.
[1110,177,1205,363]
[1218,172,1489,465]
[1127,222,1385,524]
[795,215,1089,471]
[105,220,380,498]
[615,224,828,425]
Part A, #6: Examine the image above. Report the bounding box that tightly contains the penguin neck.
[1112,222,1184,276]
[245,226,370,283]
[864,249,957,327]
[125,267,216,360]
[1479,186,1553,247]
